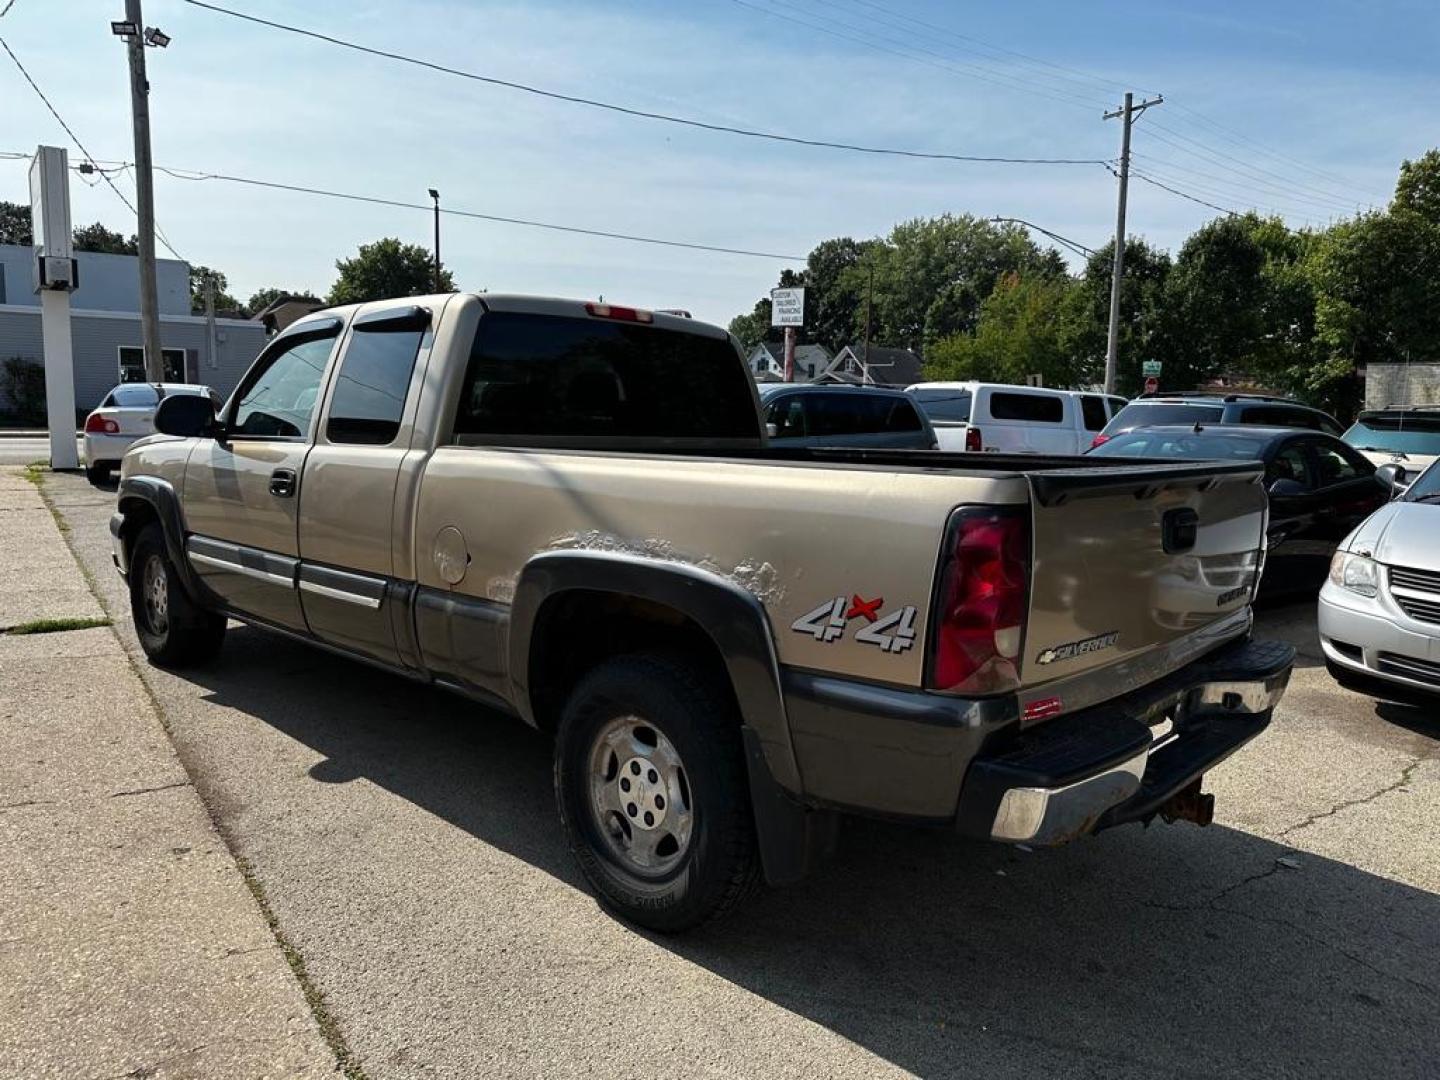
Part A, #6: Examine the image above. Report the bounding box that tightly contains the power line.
[1129,156,1343,223]
[0,153,810,261]
[180,0,1103,166]
[0,1,20,18]
[1126,169,1239,218]
[989,216,1096,258]
[0,35,186,260]
[732,0,1107,112]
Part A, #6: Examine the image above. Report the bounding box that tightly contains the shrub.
[0,357,46,426]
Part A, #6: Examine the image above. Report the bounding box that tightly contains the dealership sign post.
[30,146,79,470]
[770,287,804,382]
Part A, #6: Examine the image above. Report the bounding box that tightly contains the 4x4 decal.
[791,594,918,654]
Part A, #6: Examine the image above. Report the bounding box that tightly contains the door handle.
[269,468,297,498]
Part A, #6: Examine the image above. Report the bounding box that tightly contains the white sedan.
[1319,460,1440,704]
[83,383,220,484]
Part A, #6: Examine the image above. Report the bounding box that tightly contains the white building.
[746,341,833,382]
[0,244,266,415]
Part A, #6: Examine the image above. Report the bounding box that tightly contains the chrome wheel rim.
[143,553,169,635]
[587,714,694,877]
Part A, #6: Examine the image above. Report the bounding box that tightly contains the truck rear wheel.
[129,523,227,667]
[555,653,761,932]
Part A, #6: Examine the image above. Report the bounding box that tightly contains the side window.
[326,326,425,445]
[883,398,923,432]
[765,397,807,439]
[1242,405,1320,430]
[1106,396,1128,418]
[231,335,335,439]
[989,391,1064,423]
[1267,444,1313,489]
[1310,442,1364,487]
[1080,395,1108,431]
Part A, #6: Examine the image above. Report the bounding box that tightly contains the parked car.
[1341,406,1440,473]
[1320,458,1440,704]
[757,384,938,449]
[83,383,221,484]
[1089,425,1387,596]
[906,381,1126,454]
[1094,392,1343,449]
[112,294,1293,932]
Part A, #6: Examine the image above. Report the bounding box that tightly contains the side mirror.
[1267,477,1306,498]
[1374,462,1410,498]
[765,422,779,439]
[154,393,220,438]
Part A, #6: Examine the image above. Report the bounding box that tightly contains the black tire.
[85,462,112,485]
[555,653,761,932]
[129,523,227,667]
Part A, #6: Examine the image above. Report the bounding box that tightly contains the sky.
[1,0,1436,326]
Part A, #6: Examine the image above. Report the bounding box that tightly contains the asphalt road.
[0,436,83,466]
[49,471,1440,1080]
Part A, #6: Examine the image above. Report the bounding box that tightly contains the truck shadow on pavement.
[185,624,1439,1080]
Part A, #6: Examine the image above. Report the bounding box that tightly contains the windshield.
[1403,459,1440,501]
[1090,429,1271,461]
[1102,402,1223,435]
[909,388,973,423]
[1343,416,1440,455]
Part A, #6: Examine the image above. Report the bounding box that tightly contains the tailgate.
[1022,462,1266,686]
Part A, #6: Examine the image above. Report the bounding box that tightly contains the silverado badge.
[1036,631,1119,665]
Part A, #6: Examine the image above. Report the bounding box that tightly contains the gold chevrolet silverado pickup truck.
[111,293,1294,931]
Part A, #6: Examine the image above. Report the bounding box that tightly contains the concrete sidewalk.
[0,468,336,1079]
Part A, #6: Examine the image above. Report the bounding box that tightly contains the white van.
[906,382,1127,454]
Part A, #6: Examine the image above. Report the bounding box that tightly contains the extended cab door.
[296,302,438,663]
[183,318,344,630]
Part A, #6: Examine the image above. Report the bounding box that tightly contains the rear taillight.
[1090,433,1111,449]
[964,425,983,452]
[585,302,653,323]
[927,508,1030,693]
[84,413,119,434]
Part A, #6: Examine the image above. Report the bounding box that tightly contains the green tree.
[71,222,137,255]
[189,265,243,314]
[925,272,1076,386]
[328,237,454,305]
[246,286,322,314]
[0,201,32,246]
[1066,238,1172,394]
[727,297,773,351]
[1394,148,1440,225]
[804,237,878,351]
[1304,207,1440,416]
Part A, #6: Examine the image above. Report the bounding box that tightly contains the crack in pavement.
[1279,751,1433,838]
[108,780,192,799]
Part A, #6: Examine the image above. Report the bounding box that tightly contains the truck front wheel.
[129,523,227,667]
[555,653,761,932]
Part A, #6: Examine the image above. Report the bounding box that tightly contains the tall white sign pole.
[30,146,78,470]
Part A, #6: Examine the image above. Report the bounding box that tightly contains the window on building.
[118,346,186,384]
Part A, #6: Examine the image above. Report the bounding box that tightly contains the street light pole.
[428,188,441,293]
[121,0,164,382]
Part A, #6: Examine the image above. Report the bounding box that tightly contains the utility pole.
[203,271,217,373]
[120,0,165,383]
[428,188,441,292]
[862,264,874,384]
[1102,91,1162,395]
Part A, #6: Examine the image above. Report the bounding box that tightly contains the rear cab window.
[453,312,759,445]
[986,391,1064,424]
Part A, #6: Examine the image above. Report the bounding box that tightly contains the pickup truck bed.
[110,292,1293,932]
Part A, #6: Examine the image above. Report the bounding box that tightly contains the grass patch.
[5,615,113,636]
[22,463,44,485]
[235,856,370,1080]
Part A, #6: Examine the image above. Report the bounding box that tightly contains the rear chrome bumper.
[957,637,1294,846]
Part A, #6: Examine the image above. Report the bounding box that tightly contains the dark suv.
[1093,392,1343,448]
